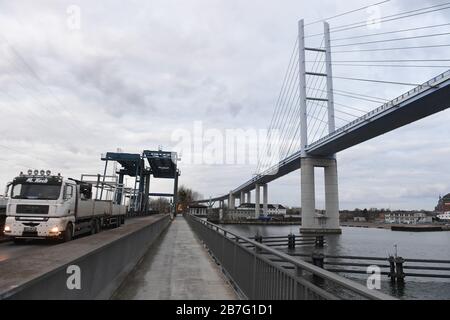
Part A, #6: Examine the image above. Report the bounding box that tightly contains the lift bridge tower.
[101,150,180,215]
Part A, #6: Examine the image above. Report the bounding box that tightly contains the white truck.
[3,170,127,243]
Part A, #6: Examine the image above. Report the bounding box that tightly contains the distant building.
[435,194,450,212]
[437,212,450,221]
[188,204,208,217]
[384,212,432,224]
[353,217,367,222]
[237,203,287,216]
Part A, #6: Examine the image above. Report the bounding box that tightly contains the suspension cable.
[332,44,450,53]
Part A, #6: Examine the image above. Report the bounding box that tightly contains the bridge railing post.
[255,234,263,253]
[312,252,325,284]
[315,235,324,248]
[312,252,325,269]
[395,257,405,283]
[252,253,257,299]
[388,256,396,283]
[294,265,304,300]
[288,234,296,250]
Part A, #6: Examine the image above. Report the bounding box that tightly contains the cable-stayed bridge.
[3,1,450,301]
[197,2,450,234]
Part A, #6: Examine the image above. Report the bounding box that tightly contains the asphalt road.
[0,217,143,263]
[0,239,51,262]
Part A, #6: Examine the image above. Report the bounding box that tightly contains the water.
[219,224,450,300]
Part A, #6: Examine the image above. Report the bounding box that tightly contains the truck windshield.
[11,184,62,200]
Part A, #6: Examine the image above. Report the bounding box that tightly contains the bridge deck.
[113,216,237,300]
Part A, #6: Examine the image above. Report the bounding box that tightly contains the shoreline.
[217,221,302,226]
[201,216,450,231]
[341,221,450,231]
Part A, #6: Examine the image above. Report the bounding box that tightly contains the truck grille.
[16,205,49,215]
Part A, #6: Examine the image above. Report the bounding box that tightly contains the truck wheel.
[63,223,73,242]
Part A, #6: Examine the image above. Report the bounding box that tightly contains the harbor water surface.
[219,224,450,299]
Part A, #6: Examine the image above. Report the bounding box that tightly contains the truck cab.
[3,170,86,242]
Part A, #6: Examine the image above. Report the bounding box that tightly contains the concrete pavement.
[113,216,237,300]
[0,216,153,263]
[0,240,50,262]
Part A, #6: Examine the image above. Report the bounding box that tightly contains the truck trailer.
[3,170,127,243]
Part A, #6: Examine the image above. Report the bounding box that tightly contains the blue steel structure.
[101,150,179,215]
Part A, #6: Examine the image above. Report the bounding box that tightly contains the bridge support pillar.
[255,184,261,218]
[228,192,236,210]
[246,191,251,203]
[240,191,245,206]
[300,157,341,235]
[263,184,268,216]
[324,160,340,230]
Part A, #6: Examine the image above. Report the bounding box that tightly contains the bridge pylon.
[298,19,341,234]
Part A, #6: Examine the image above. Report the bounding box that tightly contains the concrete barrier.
[0,214,170,300]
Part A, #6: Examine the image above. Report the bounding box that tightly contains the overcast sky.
[0,0,448,210]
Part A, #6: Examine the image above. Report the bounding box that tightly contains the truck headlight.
[50,227,59,233]
[4,225,11,233]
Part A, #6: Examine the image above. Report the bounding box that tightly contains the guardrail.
[308,69,450,148]
[248,234,326,249]
[185,214,395,300]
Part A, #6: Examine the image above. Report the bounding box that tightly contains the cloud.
[0,0,448,209]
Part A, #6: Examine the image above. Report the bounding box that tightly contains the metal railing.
[308,69,450,148]
[286,252,450,281]
[185,214,395,300]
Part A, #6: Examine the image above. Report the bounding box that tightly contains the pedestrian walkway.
[113,216,237,300]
